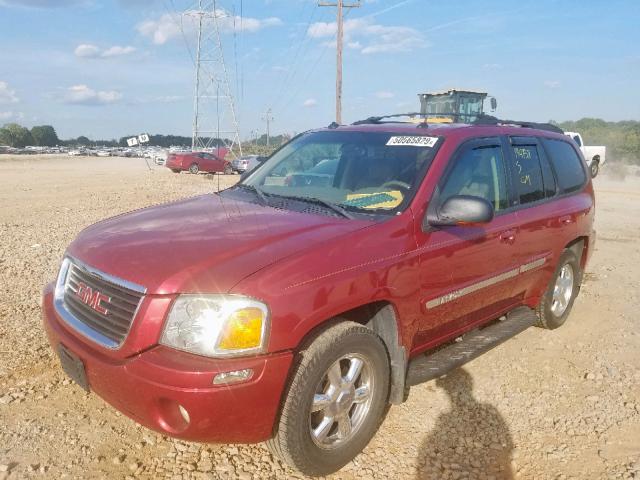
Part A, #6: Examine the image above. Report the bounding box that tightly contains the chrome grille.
[61,260,145,346]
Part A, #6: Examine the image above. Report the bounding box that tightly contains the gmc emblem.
[76,282,110,315]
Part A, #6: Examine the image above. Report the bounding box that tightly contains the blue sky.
[0,0,638,140]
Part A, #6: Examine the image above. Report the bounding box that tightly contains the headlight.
[160,295,269,358]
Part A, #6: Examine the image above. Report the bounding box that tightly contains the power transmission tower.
[262,108,274,147]
[318,0,360,124]
[186,0,242,156]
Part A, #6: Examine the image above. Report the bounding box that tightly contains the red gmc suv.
[43,118,595,476]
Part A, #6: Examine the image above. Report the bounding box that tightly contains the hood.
[68,193,370,294]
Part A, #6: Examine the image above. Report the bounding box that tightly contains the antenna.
[185,0,242,157]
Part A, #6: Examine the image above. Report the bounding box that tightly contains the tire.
[267,322,390,476]
[590,160,599,178]
[188,163,199,174]
[536,249,581,329]
[224,164,233,175]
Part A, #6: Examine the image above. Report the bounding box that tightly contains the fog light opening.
[213,368,254,385]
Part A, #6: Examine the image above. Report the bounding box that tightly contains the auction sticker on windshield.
[386,136,438,147]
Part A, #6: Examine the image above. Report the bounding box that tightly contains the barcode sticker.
[386,136,438,147]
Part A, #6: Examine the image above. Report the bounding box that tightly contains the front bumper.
[42,284,293,443]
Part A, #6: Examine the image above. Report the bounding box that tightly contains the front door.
[413,137,520,351]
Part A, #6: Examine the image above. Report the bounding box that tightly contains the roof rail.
[473,114,564,134]
[351,113,426,126]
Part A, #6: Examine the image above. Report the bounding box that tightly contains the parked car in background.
[96,150,111,157]
[68,149,84,156]
[564,132,606,177]
[231,155,266,173]
[166,151,233,174]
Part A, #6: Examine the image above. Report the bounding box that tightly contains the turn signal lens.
[217,308,264,350]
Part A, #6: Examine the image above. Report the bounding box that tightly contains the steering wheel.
[381,180,411,191]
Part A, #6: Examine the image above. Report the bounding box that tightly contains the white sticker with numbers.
[386,136,438,147]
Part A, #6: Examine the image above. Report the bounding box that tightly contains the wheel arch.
[293,300,408,405]
[564,236,588,284]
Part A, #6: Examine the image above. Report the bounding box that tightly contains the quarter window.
[509,145,545,205]
[543,139,586,193]
[440,144,509,212]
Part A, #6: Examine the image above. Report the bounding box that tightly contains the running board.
[406,307,537,387]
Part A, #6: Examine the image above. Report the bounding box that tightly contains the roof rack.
[352,113,428,126]
[473,114,564,134]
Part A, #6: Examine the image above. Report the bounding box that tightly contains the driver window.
[440,143,508,212]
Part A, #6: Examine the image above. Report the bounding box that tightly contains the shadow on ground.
[415,368,514,479]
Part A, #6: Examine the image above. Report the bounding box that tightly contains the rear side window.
[509,145,545,205]
[543,139,586,193]
[440,144,509,212]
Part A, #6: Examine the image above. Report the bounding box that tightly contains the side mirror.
[490,97,498,112]
[428,195,494,227]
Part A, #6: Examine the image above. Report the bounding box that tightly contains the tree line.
[553,118,639,164]
[3,119,639,164]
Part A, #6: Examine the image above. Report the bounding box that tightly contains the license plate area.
[57,344,90,392]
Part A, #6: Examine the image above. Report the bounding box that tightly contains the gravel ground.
[0,155,639,480]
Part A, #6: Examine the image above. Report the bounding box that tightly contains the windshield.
[241,131,441,215]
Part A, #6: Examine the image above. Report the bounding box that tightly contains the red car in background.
[166,149,233,175]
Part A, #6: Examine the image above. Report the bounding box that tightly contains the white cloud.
[482,63,502,70]
[302,98,317,108]
[74,44,101,58]
[74,44,136,59]
[63,85,123,105]
[0,111,23,121]
[137,10,282,45]
[307,18,426,55]
[544,80,561,89]
[375,91,395,99]
[0,0,85,7]
[0,81,19,104]
[101,45,136,58]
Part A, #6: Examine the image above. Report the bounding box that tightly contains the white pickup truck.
[564,132,606,178]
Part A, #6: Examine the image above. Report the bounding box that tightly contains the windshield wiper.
[235,184,268,205]
[270,194,354,220]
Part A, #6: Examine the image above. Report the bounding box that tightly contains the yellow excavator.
[413,89,497,124]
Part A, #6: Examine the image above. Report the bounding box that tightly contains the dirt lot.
[0,155,639,480]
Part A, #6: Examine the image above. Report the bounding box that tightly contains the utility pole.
[319,0,360,124]
[262,108,274,147]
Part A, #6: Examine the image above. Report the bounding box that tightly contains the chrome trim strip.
[69,256,147,294]
[53,257,146,350]
[426,257,547,310]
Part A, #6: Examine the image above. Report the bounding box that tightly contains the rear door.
[505,136,574,301]
[413,137,521,349]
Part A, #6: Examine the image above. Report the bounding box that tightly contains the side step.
[406,307,537,387]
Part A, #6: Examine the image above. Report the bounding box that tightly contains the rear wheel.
[267,322,389,476]
[188,163,199,174]
[536,249,580,329]
[590,160,599,178]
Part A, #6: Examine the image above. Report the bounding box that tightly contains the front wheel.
[590,160,599,178]
[536,249,581,329]
[267,322,390,476]
[188,163,199,174]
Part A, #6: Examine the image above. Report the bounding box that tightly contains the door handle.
[499,229,516,244]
